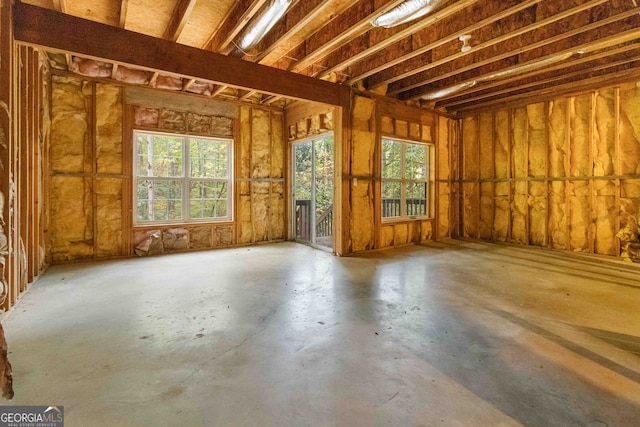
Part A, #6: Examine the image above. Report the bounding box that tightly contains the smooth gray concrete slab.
[2,240,640,426]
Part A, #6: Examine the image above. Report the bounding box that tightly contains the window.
[134,131,233,224]
[381,138,429,220]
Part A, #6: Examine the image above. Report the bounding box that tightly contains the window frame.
[133,130,234,225]
[380,136,431,223]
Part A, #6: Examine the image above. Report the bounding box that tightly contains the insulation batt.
[154,75,183,91]
[69,57,112,78]
[211,116,233,136]
[187,113,211,134]
[186,81,214,96]
[134,230,162,256]
[0,323,12,399]
[113,66,151,85]
[190,227,211,249]
[214,227,233,246]
[134,107,159,128]
[160,110,186,131]
[163,228,189,251]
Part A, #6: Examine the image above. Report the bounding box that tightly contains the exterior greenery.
[293,135,334,244]
[134,131,232,223]
[294,135,334,215]
[381,138,428,219]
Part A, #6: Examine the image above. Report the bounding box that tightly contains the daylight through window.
[134,131,233,224]
[381,138,429,220]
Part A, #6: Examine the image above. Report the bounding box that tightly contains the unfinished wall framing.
[48,74,286,260]
[128,102,240,255]
[235,104,285,248]
[126,91,286,254]
[459,82,640,262]
[0,43,49,314]
[285,102,335,243]
[49,75,126,262]
[345,94,455,253]
[377,103,436,249]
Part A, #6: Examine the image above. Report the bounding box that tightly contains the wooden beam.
[392,6,640,97]
[0,0,14,312]
[614,87,621,257]
[261,94,281,105]
[396,12,640,100]
[14,2,349,107]
[447,55,640,113]
[454,66,640,117]
[205,0,268,54]
[358,0,596,89]
[210,85,228,98]
[119,0,129,28]
[249,0,326,65]
[149,71,159,87]
[319,0,482,81]
[163,0,197,42]
[363,0,527,88]
[439,44,640,109]
[52,0,67,13]
[280,0,406,73]
[182,78,196,92]
[239,90,257,102]
[19,46,29,287]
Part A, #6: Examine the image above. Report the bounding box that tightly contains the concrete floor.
[2,240,640,426]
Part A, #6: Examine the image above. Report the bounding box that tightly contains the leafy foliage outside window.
[381,138,429,219]
[134,131,232,223]
[294,135,334,216]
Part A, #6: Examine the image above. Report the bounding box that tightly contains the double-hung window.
[381,138,429,220]
[134,130,233,224]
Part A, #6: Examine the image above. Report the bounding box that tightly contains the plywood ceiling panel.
[176,0,237,48]
[125,0,176,37]
[65,0,121,26]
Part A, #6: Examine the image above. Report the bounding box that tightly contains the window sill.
[381,216,433,225]
[133,220,234,229]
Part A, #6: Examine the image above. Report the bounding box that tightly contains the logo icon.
[0,405,64,426]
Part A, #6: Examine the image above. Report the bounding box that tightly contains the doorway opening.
[292,134,334,250]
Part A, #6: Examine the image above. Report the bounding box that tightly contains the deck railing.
[382,198,426,218]
[295,200,312,240]
[295,201,333,240]
[316,204,333,238]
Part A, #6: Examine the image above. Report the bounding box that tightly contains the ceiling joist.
[247,0,327,65]
[163,0,197,42]
[395,7,640,99]
[439,43,640,109]
[206,0,269,54]
[351,0,547,87]
[277,0,407,73]
[118,0,129,28]
[20,0,640,113]
[323,0,482,82]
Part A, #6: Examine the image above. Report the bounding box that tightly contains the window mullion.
[425,146,429,218]
[183,136,189,221]
[228,141,233,218]
[401,143,406,218]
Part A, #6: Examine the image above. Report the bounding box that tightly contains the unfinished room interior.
[1,0,640,424]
